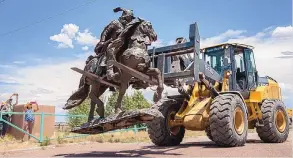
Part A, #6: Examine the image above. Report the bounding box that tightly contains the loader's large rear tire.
[205,125,213,141]
[256,100,289,143]
[147,99,185,146]
[209,93,248,147]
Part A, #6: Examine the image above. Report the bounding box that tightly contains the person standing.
[0,93,18,138]
[23,101,39,140]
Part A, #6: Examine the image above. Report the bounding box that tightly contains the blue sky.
[0,0,292,122]
[0,0,291,64]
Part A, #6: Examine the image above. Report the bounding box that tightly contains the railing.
[0,111,147,143]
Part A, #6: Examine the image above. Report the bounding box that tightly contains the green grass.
[40,137,51,146]
[0,134,15,143]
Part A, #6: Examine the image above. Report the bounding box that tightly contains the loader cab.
[202,43,258,98]
[233,45,258,91]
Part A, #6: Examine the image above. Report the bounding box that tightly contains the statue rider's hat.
[113,7,135,19]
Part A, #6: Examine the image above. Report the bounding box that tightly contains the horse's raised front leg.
[88,83,107,122]
[146,68,164,102]
[115,75,131,114]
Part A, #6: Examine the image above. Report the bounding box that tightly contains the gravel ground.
[1,133,292,157]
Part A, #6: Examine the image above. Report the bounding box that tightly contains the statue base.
[70,108,163,134]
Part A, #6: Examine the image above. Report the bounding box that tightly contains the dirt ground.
[1,132,292,157]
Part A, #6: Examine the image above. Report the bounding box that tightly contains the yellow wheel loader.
[287,109,292,125]
[146,23,290,147]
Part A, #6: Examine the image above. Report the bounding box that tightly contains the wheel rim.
[275,110,286,133]
[168,111,180,135]
[234,107,245,135]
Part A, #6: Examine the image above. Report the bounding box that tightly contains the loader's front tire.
[147,99,185,146]
[209,93,248,147]
[256,100,289,143]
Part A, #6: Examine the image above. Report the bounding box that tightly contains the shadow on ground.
[54,145,184,157]
[54,139,265,157]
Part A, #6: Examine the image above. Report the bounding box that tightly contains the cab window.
[204,50,224,75]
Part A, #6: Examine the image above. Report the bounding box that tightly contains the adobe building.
[8,104,55,141]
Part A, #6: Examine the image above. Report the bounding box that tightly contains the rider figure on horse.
[64,8,162,126]
[93,7,135,82]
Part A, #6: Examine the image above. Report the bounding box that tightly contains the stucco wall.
[8,104,55,141]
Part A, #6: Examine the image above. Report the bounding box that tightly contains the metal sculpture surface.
[63,8,163,124]
[106,18,163,113]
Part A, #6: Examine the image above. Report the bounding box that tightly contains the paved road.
[2,133,292,157]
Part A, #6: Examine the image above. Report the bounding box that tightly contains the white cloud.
[75,29,99,46]
[0,55,90,110]
[82,46,89,51]
[0,74,18,84]
[49,24,79,48]
[61,24,79,38]
[0,64,15,69]
[271,26,293,38]
[201,29,246,47]
[50,31,73,48]
[50,24,99,49]
[279,83,293,91]
[167,40,176,45]
[150,39,178,48]
[13,61,26,64]
[74,51,94,59]
[150,39,164,47]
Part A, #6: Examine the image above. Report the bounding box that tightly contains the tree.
[105,90,151,116]
[66,98,91,128]
[105,90,151,129]
[66,90,151,128]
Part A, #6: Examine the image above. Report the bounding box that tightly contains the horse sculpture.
[63,18,163,122]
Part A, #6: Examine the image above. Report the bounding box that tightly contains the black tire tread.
[205,125,213,141]
[209,93,248,147]
[256,99,289,143]
[147,99,185,146]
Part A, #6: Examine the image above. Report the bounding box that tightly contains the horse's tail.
[63,73,90,110]
[63,84,90,110]
[63,63,92,110]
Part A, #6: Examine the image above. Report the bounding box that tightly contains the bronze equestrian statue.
[64,7,134,122]
[63,8,163,123]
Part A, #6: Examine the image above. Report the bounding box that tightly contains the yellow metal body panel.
[287,109,292,117]
[245,79,282,123]
[246,102,262,121]
[247,79,281,103]
[172,71,229,131]
[182,97,211,130]
[176,82,212,118]
[173,79,221,130]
